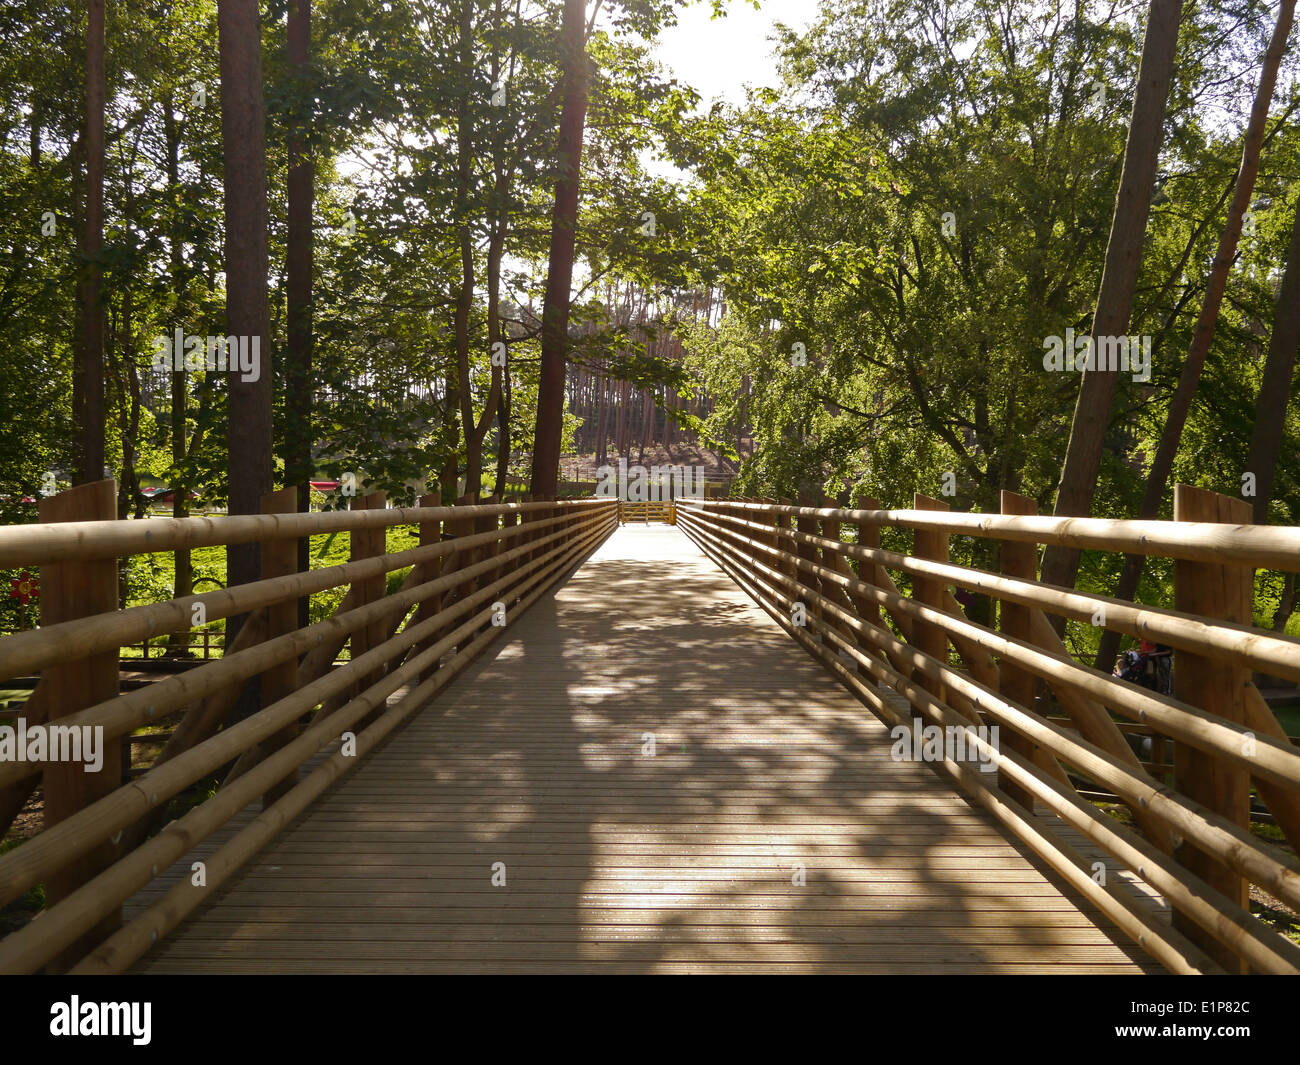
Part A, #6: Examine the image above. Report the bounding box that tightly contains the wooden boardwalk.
[133,525,1162,973]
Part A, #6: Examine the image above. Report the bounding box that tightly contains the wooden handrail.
[677,499,1300,571]
[0,507,583,684]
[689,506,1300,685]
[677,492,1300,975]
[680,507,1220,974]
[72,516,614,974]
[0,498,611,567]
[0,487,618,973]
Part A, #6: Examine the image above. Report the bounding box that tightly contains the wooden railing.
[0,482,617,973]
[619,499,674,524]
[676,488,1300,975]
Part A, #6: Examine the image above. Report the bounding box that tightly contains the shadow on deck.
[131,525,1163,973]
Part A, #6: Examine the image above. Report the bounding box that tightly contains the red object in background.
[153,489,199,504]
[309,480,340,491]
[9,571,38,605]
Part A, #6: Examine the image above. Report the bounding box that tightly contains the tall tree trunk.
[1094,0,1294,670]
[495,371,512,492]
[113,291,144,523]
[594,365,608,466]
[286,0,314,628]
[480,209,505,494]
[218,0,274,603]
[441,371,461,500]
[455,0,503,499]
[163,99,193,650]
[488,0,514,497]
[73,0,106,485]
[616,380,629,454]
[454,0,479,498]
[638,389,652,464]
[1245,195,1300,523]
[1040,0,1183,595]
[529,0,587,499]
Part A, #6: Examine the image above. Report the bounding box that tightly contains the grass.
[111,524,424,661]
[0,687,34,710]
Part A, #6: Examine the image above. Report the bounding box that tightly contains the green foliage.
[1,0,1298,635]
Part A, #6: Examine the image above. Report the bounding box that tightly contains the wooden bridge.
[1,484,1299,974]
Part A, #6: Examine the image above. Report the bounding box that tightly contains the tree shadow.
[132,523,1158,973]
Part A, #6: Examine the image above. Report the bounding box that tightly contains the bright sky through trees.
[651,0,817,106]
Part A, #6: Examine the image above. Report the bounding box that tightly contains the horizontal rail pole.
[0,498,609,567]
[679,507,1300,791]
[698,505,1300,684]
[69,513,614,974]
[678,511,1227,974]
[677,499,1300,572]
[0,511,614,974]
[676,508,1300,912]
[0,510,582,682]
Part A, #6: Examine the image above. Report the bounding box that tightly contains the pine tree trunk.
[286,0,313,628]
[529,0,588,498]
[1094,0,1294,670]
[1273,573,1297,632]
[217,0,274,601]
[73,0,106,485]
[1245,191,1300,524]
[1041,0,1183,596]
[162,97,193,649]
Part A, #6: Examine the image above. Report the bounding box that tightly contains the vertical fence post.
[817,494,862,670]
[39,478,122,967]
[517,493,540,568]
[259,486,300,807]
[498,495,518,585]
[514,493,533,572]
[546,496,561,565]
[520,496,540,569]
[755,498,776,577]
[557,497,571,560]
[719,498,737,555]
[474,494,504,635]
[349,490,387,723]
[443,495,477,646]
[412,492,443,682]
[912,494,950,702]
[1172,484,1253,972]
[817,496,842,609]
[776,497,797,588]
[795,492,822,637]
[997,491,1042,811]
[854,496,883,633]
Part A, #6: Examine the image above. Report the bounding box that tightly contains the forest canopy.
[1,0,1298,639]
